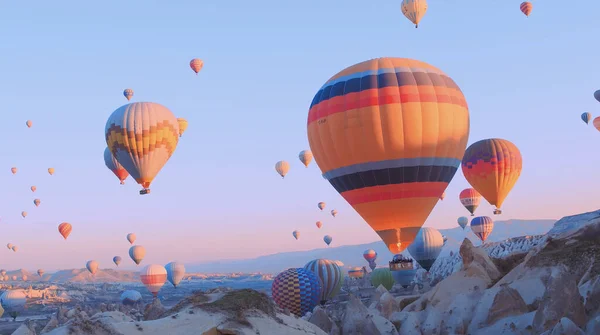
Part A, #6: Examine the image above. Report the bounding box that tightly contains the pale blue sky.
[0,1,598,271]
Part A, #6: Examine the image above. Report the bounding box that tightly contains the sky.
[0,1,599,271]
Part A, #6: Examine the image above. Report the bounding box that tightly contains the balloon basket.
[140,189,150,195]
[493,209,502,215]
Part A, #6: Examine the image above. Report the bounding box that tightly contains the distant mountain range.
[186,219,556,274]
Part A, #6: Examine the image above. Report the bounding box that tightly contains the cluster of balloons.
[581,90,600,130]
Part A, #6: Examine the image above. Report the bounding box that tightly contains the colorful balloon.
[594,117,600,132]
[271,268,321,317]
[177,118,188,137]
[363,249,377,262]
[165,262,186,288]
[459,188,481,216]
[370,268,395,290]
[348,267,365,279]
[471,216,494,242]
[401,0,428,28]
[33,199,40,207]
[37,269,44,278]
[298,150,313,167]
[113,256,122,266]
[48,168,54,175]
[462,139,522,215]
[317,202,326,210]
[330,209,338,217]
[26,120,32,128]
[22,275,27,281]
[0,290,26,320]
[123,89,134,101]
[6,244,11,250]
[520,2,533,17]
[307,58,470,254]
[390,267,417,287]
[582,112,592,125]
[11,167,16,175]
[190,58,204,74]
[407,227,444,271]
[21,211,26,218]
[129,245,146,265]
[140,264,168,298]
[304,259,343,303]
[86,260,99,275]
[58,222,72,240]
[275,161,290,178]
[127,233,136,245]
[104,147,129,185]
[105,102,180,195]
[120,290,142,306]
[457,216,469,230]
[323,235,332,246]
[595,90,600,103]
[30,186,36,192]
[316,221,322,229]
[292,230,299,240]
[11,246,17,252]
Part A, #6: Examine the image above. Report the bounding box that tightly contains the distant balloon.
[370,268,395,290]
[471,216,494,242]
[58,222,72,240]
[165,262,186,288]
[0,270,6,276]
[330,209,338,217]
[140,264,168,298]
[271,268,321,317]
[11,246,17,252]
[317,202,326,211]
[401,0,428,28]
[113,256,122,267]
[177,118,188,137]
[37,269,44,278]
[11,276,16,281]
[348,267,365,279]
[11,167,17,175]
[292,230,300,240]
[104,147,129,185]
[407,227,444,272]
[457,216,469,230]
[298,150,313,168]
[30,186,36,192]
[316,221,322,229]
[582,112,592,125]
[48,168,54,175]
[120,290,142,306]
[0,290,26,320]
[275,161,290,178]
[594,117,600,132]
[21,211,26,218]
[26,120,32,128]
[86,260,99,275]
[129,245,146,265]
[459,188,481,216]
[127,233,136,245]
[304,259,343,303]
[520,1,533,17]
[33,199,40,207]
[363,249,377,263]
[6,244,12,250]
[323,235,332,246]
[190,58,204,74]
[123,89,134,101]
[21,275,27,281]
[595,90,600,103]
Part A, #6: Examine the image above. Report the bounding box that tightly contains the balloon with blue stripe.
[471,216,494,242]
[407,227,444,272]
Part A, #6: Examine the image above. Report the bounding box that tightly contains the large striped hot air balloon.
[371,268,395,290]
[299,150,313,167]
[58,222,72,240]
[520,2,533,17]
[113,256,122,266]
[123,89,134,101]
[582,112,592,125]
[0,290,26,320]
[86,260,99,275]
[462,139,522,215]
[459,188,481,216]
[271,268,322,317]
[140,264,168,298]
[105,102,180,195]
[307,57,470,255]
[275,161,290,178]
[471,216,494,242]
[120,290,142,305]
[457,216,469,230]
[104,147,129,185]
[363,249,377,263]
[401,0,428,28]
[304,259,343,303]
[129,246,146,265]
[165,262,186,288]
[407,227,444,272]
[348,267,364,279]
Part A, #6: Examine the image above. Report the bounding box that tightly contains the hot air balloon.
[0,290,26,321]
[165,262,186,288]
[190,58,204,74]
[471,216,494,243]
[271,268,321,317]
[129,245,146,265]
[6,244,12,250]
[457,216,469,230]
[104,147,129,185]
[298,150,313,167]
[140,264,168,298]
[37,269,44,278]
[113,256,122,266]
[22,275,27,281]
[26,120,32,128]
[307,58,470,255]
[11,246,17,252]
[389,254,417,287]
[407,227,444,272]
[33,199,40,207]
[401,0,428,28]
[304,259,343,303]
[127,233,136,245]
[120,290,142,305]
[316,221,323,229]
[323,235,332,246]
[21,211,26,218]
[439,192,446,201]
[348,267,365,279]
[363,249,377,263]
[462,139,522,215]
[105,102,180,195]
[11,167,17,175]
[317,202,325,211]
[30,186,36,192]
[275,161,290,178]
[123,89,134,101]
[177,118,188,137]
[86,260,99,275]
[459,188,481,216]
[582,112,592,125]
[58,222,72,240]
[0,270,6,276]
[47,168,54,175]
[595,90,600,103]
[593,117,600,132]
[292,230,299,240]
[330,209,338,217]
[520,2,533,17]
[371,268,395,290]
[11,276,16,281]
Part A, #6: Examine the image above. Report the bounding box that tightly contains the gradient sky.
[0,1,598,271]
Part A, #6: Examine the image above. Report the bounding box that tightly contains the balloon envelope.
[275,161,290,178]
[86,260,99,275]
[271,268,321,317]
[401,0,428,28]
[363,249,377,262]
[471,216,494,242]
[520,2,533,16]
[457,216,469,229]
[459,188,481,216]
[165,262,186,288]
[407,227,444,271]
[120,290,142,305]
[304,259,343,302]
[582,112,592,124]
[129,246,146,265]
[371,268,395,290]
[140,264,168,297]
[298,150,313,167]
[58,222,72,240]
[127,233,136,244]
[113,256,122,266]
[104,147,129,184]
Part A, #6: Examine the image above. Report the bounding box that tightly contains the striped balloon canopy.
[348,267,365,279]
[271,268,322,317]
[304,259,343,303]
[307,57,470,254]
[471,216,494,243]
[406,227,444,271]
